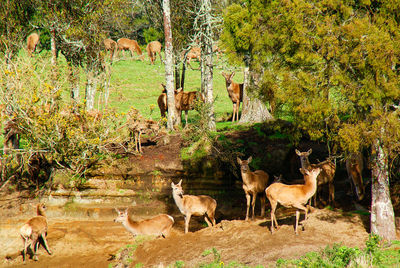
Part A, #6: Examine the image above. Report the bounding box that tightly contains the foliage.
[276,236,400,268]
[0,55,124,186]
[143,27,164,44]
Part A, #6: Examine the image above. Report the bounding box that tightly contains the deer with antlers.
[295,149,336,207]
[221,72,243,122]
[171,180,217,233]
[266,167,321,235]
[20,203,52,262]
[237,156,269,220]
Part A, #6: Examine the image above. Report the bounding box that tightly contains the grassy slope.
[108,52,243,126]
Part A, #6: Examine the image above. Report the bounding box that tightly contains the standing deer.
[117,38,143,60]
[346,152,364,201]
[27,33,40,57]
[266,167,321,235]
[237,156,269,220]
[146,41,163,64]
[221,72,243,122]
[20,203,52,262]
[114,208,174,238]
[171,180,217,234]
[104,38,118,62]
[295,149,336,207]
[157,85,168,118]
[174,88,204,126]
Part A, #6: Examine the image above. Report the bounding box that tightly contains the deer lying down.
[265,167,321,235]
[114,208,174,238]
[20,203,52,262]
[171,179,217,233]
[237,156,269,220]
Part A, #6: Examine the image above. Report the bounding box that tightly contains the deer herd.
[21,34,366,262]
[19,147,365,262]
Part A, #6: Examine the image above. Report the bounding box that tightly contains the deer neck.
[37,207,47,218]
[304,174,318,198]
[122,216,139,235]
[240,170,254,184]
[225,80,232,90]
[172,191,186,214]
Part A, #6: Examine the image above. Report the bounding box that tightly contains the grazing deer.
[171,179,217,234]
[146,41,163,64]
[20,203,52,262]
[27,33,40,57]
[346,152,364,201]
[114,208,174,238]
[117,38,143,60]
[237,156,269,220]
[104,38,118,62]
[295,149,336,207]
[266,167,321,235]
[221,72,243,122]
[175,88,204,126]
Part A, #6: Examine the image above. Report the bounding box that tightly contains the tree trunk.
[200,0,216,131]
[163,0,177,129]
[69,63,80,103]
[239,62,273,123]
[85,71,97,111]
[370,137,396,241]
[181,60,186,90]
[51,27,57,66]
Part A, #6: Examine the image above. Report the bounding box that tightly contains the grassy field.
[107,51,243,126]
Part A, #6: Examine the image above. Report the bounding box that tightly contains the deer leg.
[31,233,39,261]
[185,111,188,127]
[204,215,212,227]
[184,214,191,234]
[269,199,278,233]
[295,210,300,235]
[236,101,240,121]
[245,193,251,221]
[41,233,52,255]
[22,237,29,262]
[251,192,257,220]
[138,131,142,153]
[260,193,266,218]
[232,102,236,122]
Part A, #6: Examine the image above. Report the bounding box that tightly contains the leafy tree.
[223,0,400,241]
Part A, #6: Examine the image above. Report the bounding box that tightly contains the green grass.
[107,52,243,124]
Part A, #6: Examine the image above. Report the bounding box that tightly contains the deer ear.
[237,157,242,164]
[124,208,129,214]
[178,179,182,186]
[247,156,252,163]
[295,149,301,156]
[299,168,305,175]
[307,149,312,155]
[231,72,235,79]
[171,182,175,187]
[115,208,120,213]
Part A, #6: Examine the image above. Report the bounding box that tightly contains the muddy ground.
[1,131,399,267]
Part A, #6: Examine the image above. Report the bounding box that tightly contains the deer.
[127,110,159,153]
[171,179,217,234]
[146,41,163,64]
[237,156,270,220]
[20,203,52,262]
[117,38,144,60]
[104,38,118,62]
[346,152,365,201]
[114,208,174,238]
[265,167,321,235]
[27,33,40,57]
[295,149,336,207]
[157,85,168,118]
[221,72,243,122]
[174,88,204,126]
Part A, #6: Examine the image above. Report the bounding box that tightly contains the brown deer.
[266,167,321,235]
[174,88,204,126]
[237,156,269,220]
[146,41,163,64]
[346,152,364,201]
[104,38,118,62]
[117,38,143,60]
[171,179,217,234]
[114,208,174,238]
[157,85,168,118]
[27,33,40,57]
[127,108,159,153]
[20,203,52,262]
[221,72,243,122]
[295,149,336,207]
